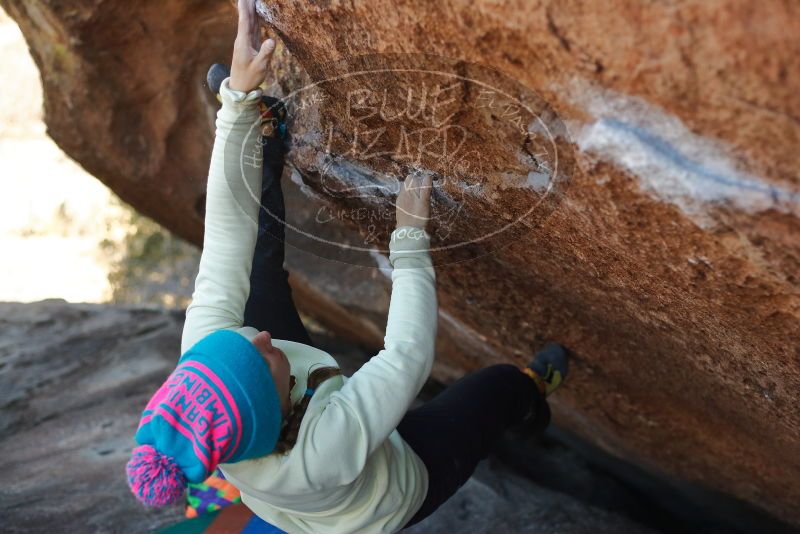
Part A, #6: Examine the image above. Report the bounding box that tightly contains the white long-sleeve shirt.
[181,78,438,533]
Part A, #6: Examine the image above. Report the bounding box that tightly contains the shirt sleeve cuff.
[219,78,263,116]
[390,226,430,251]
[389,226,433,269]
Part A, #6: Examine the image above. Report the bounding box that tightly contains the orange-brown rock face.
[0,0,234,244]
[4,0,799,525]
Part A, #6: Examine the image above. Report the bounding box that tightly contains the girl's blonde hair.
[273,366,342,454]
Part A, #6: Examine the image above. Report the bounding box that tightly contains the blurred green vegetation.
[100,200,199,309]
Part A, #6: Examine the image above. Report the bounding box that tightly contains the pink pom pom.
[126,444,187,506]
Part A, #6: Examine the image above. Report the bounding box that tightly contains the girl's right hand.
[229,0,276,93]
[395,174,433,229]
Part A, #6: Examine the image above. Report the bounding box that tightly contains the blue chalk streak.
[601,118,798,204]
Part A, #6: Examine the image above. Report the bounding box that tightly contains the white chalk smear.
[255,0,276,24]
[561,78,799,222]
[289,168,305,187]
[289,168,325,201]
[369,248,392,278]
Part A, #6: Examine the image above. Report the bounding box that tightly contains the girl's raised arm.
[304,175,439,487]
[181,0,275,353]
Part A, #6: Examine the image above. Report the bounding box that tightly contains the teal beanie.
[126,330,282,506]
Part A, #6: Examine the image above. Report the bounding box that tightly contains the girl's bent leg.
[243,134,314,346]
[397,363,549,528]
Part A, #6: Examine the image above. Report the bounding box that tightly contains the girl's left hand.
[396,173,433,229]
[229,0,276,93]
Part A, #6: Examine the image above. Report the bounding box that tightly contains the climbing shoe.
[206,63,231,102]
[522,343,569,397]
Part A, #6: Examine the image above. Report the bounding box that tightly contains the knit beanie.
[126,330,282,506]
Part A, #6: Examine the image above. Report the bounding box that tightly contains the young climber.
[125,1,568,532]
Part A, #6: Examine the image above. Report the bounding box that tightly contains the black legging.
[397,364,550,528]
[244,134,550,531]
[243,134,313,346]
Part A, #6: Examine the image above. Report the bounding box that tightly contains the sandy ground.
[0,7,125,303]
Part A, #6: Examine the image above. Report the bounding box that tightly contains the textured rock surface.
[3,0,800,525]
[0,301,658,534]
[0,301,185,533]
[405,461,653,534]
